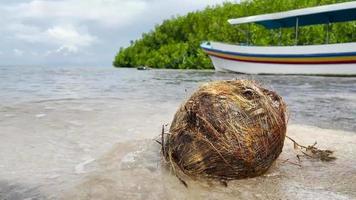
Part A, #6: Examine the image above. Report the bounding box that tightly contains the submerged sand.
[0,99,355,200]
[61,125,356,200]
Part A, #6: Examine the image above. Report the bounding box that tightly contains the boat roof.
[228,1,356,29]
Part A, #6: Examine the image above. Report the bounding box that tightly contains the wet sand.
[1,99,355,200]
[62,125,356,200]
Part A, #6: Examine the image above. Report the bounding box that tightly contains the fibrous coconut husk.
[162,80,288,182]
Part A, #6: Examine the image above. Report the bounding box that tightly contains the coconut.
[162,80,288,182]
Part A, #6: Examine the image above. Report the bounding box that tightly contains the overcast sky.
[0,0,237,66]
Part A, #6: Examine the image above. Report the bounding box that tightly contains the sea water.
[0,66,355,200]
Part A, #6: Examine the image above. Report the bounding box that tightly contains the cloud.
[15,25,96,54]
[13,49,24,56]
[4,0,148,27]
[0,0,237,65]
[45,44,83,56]
[3,0,232,28]
[46,25,96,52]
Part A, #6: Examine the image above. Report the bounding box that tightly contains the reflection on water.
[0,66,355,199]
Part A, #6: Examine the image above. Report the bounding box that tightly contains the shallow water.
[0,66,355,200]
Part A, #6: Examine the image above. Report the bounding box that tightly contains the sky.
[0,0,237,66]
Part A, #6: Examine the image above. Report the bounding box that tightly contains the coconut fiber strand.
[163,80,287,181]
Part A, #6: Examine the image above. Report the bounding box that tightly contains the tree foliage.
[113,0,355,69]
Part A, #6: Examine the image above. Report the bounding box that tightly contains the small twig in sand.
[281,159,302,167]
[161,125,165,156]
[286,135,336,162]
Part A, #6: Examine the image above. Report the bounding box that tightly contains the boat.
[137,66,149,70]
[201,2,356,75]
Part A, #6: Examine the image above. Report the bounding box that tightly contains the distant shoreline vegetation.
[113,0,355,69]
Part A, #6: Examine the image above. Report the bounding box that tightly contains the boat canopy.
[228,1,356,29]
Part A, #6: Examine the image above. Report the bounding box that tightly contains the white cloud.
[31,51,39,56]
[46,25,96,50]
[5,0,148,27]
[56,45,79,54]
[3,0,233,27]
[0,0,237,65]
[15,25,96,54]
[13,49,24,56]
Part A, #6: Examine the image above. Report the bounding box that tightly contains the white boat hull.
[202,42,356,75]
[210,55,356,75]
